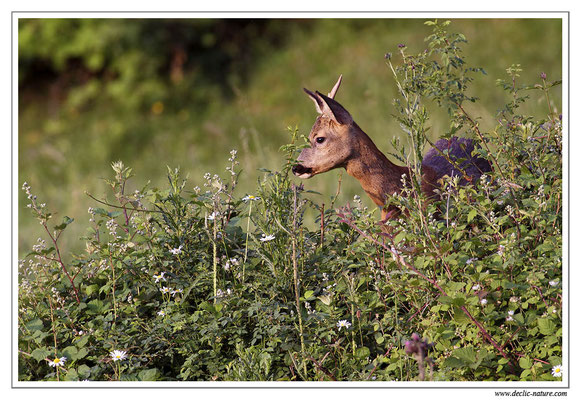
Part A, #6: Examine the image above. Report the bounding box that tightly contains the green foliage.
[18,21,562,382]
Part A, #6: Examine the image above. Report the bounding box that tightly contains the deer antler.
[328,74,343,99]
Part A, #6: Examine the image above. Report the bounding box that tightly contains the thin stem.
[109,253,118,321]
[213,216,218,302]
[243,201,252,282]
[292,185,307,378]
[41,223,80,303]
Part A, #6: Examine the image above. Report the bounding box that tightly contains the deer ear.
[328,74,342,99]
[316,91,353,125]
[304,88,324,114]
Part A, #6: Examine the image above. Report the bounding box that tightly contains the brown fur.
[293,77,439,223]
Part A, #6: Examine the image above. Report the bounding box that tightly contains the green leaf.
[77,364,91,378]
[138,368,160,381]
[453,307,470,324]
[519,357,533,369]
[86,299,106,314]
[303,290,315,300]
[452,296,466,307]
[75,334,90,348]
[64,368,79,381]
[538,318,556,335]
[521,369,532,379]
[62,346,78,360]
[467,209,477,223]
[85,284,99,296]
[26,318,44,331]
[317,294,331,305]
[443,356,466,368]
[452,347,477,364]
[54,216,74,231]
[31,347,51,362]
[76,347,88,360]
[394,231,406,243]
[354,346,370,360]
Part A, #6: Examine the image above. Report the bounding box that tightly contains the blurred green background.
[18,18,562,255]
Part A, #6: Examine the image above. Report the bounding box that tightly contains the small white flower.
[160,287,171,294]
[480,298,488,305]
[171,288,183,296]
[224,257,239,271]
[110,350,128,362]
[466,258,477,265]
[207,211,219,221]
[506,310,515,321]
[153,272,166,283]
[472,284,481,291]
[48,356,67,367]
[169,245,183,255]
[157,310,166,316]
[336,320,352,331]
[242,195,260,202]
[497,245,505,256]
[549,280,559,287]
[260,234,275,242]
[552,364,563,378]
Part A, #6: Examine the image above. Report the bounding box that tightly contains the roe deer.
[292,75,492,222]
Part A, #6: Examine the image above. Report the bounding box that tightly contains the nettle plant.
[18,21,562,382]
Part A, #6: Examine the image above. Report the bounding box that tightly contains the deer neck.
[344,124,408,208]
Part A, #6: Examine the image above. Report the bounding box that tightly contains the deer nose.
[292,164,312,176]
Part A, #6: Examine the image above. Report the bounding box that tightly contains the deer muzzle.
[292,164,313,179]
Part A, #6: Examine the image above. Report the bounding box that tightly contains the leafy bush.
[18,21,562,382]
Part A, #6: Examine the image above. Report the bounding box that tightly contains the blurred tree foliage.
[19,19,295,108]
[18,18,562,255]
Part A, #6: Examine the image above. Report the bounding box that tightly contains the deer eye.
[316,137,325,144]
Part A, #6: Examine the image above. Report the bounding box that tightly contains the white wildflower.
[48,356,67,367]
[242,195,260,202]
[153,272,166,283]
[336,320,352,331]
[260,234,275,242]
[110,350,128,362]
[169,245,183,255]
[506,310,515,321]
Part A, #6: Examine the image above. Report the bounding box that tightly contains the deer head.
[292,75,357,179]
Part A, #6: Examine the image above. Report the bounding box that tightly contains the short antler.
[328,74,343,99]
